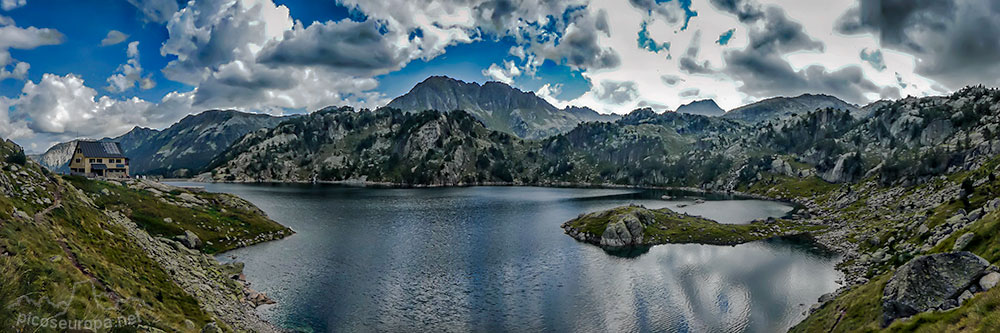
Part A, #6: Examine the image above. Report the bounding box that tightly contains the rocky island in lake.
[562,204,816,248]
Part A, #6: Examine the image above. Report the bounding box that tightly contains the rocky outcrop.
[881,252,993,327]
[820,153,861,183]
[599,211,651,247]
[953,232,975,251]
[175,230,203,249]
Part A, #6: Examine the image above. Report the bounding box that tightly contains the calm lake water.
[167,183,841,333]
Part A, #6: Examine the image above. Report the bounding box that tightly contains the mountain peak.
[386,75,616,139]
[723,94,860,124]
[676,99,725,116]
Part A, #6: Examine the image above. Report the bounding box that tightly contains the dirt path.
[32,179,62,225]
[35,177,121,303]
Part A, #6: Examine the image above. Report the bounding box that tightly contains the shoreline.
[163,178,791,202]
[167,177,830,256]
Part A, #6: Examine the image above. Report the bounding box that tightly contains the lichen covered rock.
[881,251,989,327]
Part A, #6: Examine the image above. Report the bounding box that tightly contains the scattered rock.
[984,198,1000,213]
[953,232,975,251]
[980,272,1000,290]
[881,252,989,327]
[858,254,871,265]
[222,262,245,277]
[958,290,974,305]
[201,322,220,333]
[967,208,983,222]
[175,230,203,249]
[179,192,206,205]
[248,290,276,307]
[12,209,29,220]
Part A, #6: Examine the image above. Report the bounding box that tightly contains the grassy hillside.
[0,139,285,331]
[64,176,292,254]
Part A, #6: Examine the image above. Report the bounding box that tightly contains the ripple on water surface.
[166,183,840,332]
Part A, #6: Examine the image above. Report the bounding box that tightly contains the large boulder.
[881,252,989,327]
[600,213,645,247]
[175,230,203,250]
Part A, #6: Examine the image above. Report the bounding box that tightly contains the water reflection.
[168,183,840,332]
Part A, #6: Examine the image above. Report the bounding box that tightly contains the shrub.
[5,149,26,165]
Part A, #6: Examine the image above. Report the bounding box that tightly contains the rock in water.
[881,252,989,327]
[600,213,645,247]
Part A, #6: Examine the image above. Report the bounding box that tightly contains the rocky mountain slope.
[211,86,1000,191]
[0,138,291,331]
[207,105,758,186]
[209,107,540,184]
[29,139,80,173]
[34,110,289,177]
[386,76,618,139]
[123,110,291,177]
[723,93,861,124]
[675,99,725,116]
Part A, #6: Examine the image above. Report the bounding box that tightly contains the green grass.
[0,144,217,330]
[64,175,291,253]
[790,273,889,332]
[886,283,1000,332]
[746,173,840,200]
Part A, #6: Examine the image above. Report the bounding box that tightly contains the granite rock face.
[881,252,990,327]
[599,212,650,247]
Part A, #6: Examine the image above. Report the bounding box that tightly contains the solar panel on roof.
[101,142,121,154]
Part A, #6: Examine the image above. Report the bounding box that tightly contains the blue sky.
[1,0,998,152]
[0,0,590,102]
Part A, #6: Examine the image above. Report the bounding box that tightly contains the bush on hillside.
[5,149,26,165]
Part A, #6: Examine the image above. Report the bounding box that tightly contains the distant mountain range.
[209,85,1000,189]
[34,76,881,177]
[33,110,290,176]
[386,76,619,139]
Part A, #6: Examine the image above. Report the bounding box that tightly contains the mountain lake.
[166,183,842,332]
